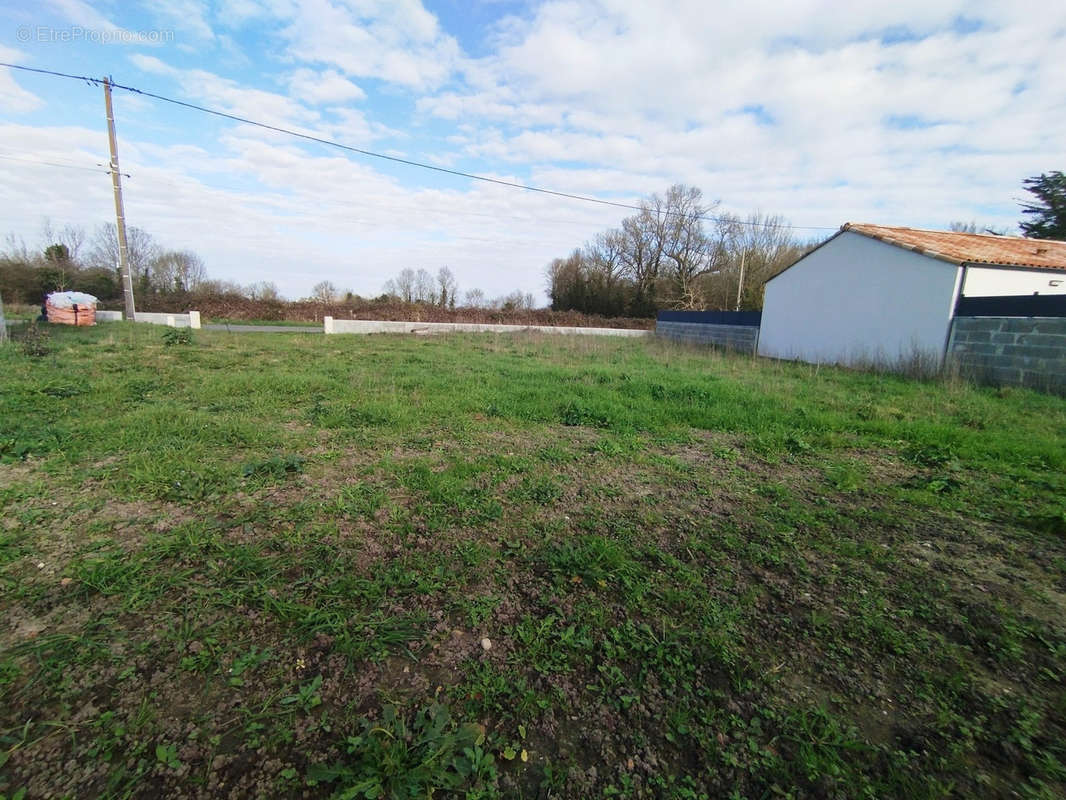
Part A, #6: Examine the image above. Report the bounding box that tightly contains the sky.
[0,1,1063,301]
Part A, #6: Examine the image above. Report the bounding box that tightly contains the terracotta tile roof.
[842,223,1066,271]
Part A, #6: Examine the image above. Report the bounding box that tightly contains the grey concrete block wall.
[948,316,1066,394]
[655,321,760,353]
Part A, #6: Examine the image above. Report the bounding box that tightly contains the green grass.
[1,303,36,321]
[1,322,1065,799]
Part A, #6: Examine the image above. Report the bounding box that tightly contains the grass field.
[1,323,1065,799]
[1,303,36,321]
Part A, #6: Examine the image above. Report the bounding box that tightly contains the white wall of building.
[961,266,1066,296]
[758,231,960,366]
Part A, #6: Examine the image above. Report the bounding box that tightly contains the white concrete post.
[166,314,176,328]
[324,316,334,334]
[188,311,201,330]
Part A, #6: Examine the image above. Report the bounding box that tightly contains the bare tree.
[311,280,338,303]
[544,183,812,314]
[246,281,280,301]
[493,290,536,310]
[151,250,207,292]
[381,267,438,303]
[87,223,159,290]
[40,219,86,264]
[388,268,417,303]
[60,224,86,264]
[148,253,175,292]
[658,184,719,308]
[2,233,34,264]
[463,288,486,307]
[585,229,626,288]
[618,193,672,313]
[701,212,802,310]
[436,266,458,308]
[199,278,245,295]
[40,218,57,253]
[414,268,435,303]
[948,220,1008,236]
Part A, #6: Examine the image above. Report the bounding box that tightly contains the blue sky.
[0,0,1063,300]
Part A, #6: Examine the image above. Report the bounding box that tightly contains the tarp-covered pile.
[46,291,98,326]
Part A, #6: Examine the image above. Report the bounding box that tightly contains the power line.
[0,61,838,232]
[0,152,108,173]
[120,164,617,229]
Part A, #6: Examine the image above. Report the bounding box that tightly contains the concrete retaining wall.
[324,317,650,337]
[656,320,760,353]
[133,311,201,329]
[948,316,1066,393]
[96,310,124,322]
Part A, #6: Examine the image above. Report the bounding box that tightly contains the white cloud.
[0,50,44,113]
[144,0,215,41]
[320,107,403,144]
[213,0,277,27]
[424,0,1065,233]
[275,0,462,90]
[44,0,173,45]
[129,54,318,126]
[128,54,174,75]
[288,68,366,104]
[0,45,29,61]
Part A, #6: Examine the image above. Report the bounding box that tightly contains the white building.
[757,223,1066,366]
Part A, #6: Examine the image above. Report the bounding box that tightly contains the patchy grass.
[1,323,1065,799]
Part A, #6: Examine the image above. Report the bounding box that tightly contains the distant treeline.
[0,219,648,327]
[546,184,818,316]
[0,220,211,307]
[135,290,652,329]
[0,220,550,317]
[3,201,814,320]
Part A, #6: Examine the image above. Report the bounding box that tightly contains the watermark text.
[17,25,175,45]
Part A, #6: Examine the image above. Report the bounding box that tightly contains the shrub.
[18,321,50,357]
[162,327,193,346]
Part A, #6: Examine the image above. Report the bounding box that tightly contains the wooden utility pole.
[103,77,136,320]
[735,249,746,312]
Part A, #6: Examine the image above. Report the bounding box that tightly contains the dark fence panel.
[656,310,762,326]
[956,294,1066,318]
